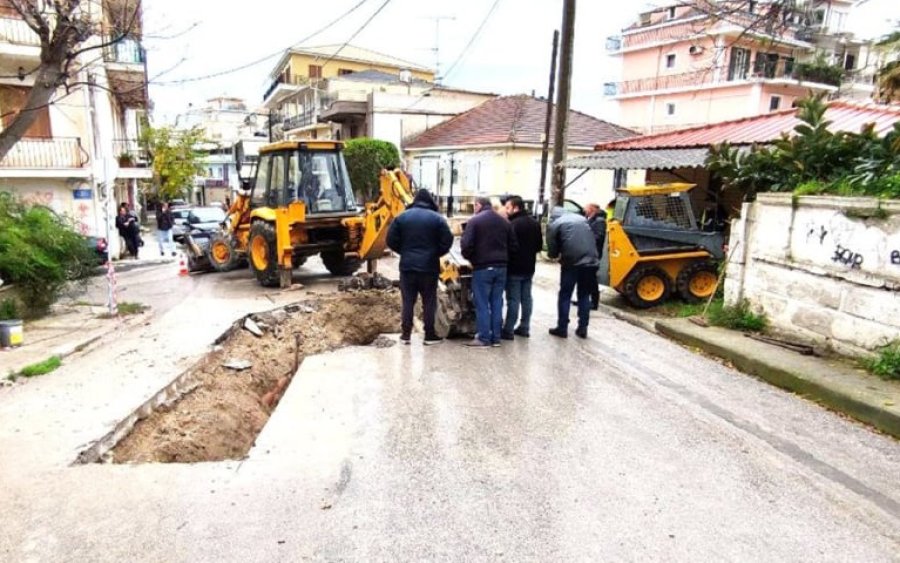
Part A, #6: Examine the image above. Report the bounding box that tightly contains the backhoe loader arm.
[343,168,414,262]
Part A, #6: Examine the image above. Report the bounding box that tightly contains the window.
[308,65,322,79]
[769,96,781,111]
[0,85,52,137]
[269,154,286,207]
[665,54,676,69]
[783,56,796,76]
[667,6,676,20]
[666,103,676,116]
[337,68,353,76]
[844,53,856,71]
[251,155,271,208]
[727,47,751,81]
[748,1,757,14]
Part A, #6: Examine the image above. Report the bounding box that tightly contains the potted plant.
[117,152,135,167]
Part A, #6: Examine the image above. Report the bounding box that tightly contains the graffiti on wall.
[805,224,829,245]
[22,191,55,207]
[892,250,900,266]
[832,244,864,269]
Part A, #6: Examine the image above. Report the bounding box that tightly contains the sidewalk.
[598,297,900,439]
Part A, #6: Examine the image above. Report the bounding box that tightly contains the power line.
[315,0,394,71]
[157,0,372,85]
[442,0,502,81]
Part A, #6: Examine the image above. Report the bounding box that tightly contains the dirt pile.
[109,290,400,464]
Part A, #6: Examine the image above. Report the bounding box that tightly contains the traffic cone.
[178,253,189,277]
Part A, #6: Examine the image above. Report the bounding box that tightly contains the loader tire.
[249,221,280,287]
[676,261,719,303]
[623,264,671,309]
[208,232,241,272]
[321,251,362,276]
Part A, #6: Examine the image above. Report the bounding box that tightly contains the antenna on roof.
[423,15,455,84]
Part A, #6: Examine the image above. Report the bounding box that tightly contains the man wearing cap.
[387,190,454,345]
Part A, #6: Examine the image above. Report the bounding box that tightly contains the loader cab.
[250,141,358,216]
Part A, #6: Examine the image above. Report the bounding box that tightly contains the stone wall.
[725,194,900,356]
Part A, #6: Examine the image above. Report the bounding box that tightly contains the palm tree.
[876,30,900,103]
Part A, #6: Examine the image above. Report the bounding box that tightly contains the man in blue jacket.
[387,190,453,345]
[461,197,518,347]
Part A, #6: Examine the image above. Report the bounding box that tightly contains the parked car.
[172,206,226,243]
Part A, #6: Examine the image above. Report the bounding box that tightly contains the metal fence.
[0,16,39,46]
[102,36,145,64]
[112,138,149,166]
[0,137,88,168]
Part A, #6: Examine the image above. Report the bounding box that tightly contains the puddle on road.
[76,291,400,464]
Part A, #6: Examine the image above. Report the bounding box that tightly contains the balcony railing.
[112,138,149,166]
[263,75,311,102]
[0,137,89,168]
[284,109,318,131]
[102,36,145,64]
[0,16,39,47]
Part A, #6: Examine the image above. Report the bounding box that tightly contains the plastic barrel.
[0,319,23,347]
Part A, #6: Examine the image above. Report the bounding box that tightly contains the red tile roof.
[405,95,637,150]
[596,101,900,151]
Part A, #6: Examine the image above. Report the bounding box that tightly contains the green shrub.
[117,301,147,315]
[865,342,900,381]
[343,138,401,202]
[0,192,96,317]
[709,299,768,332]
[0,297,18,320]
[19,356,62,377]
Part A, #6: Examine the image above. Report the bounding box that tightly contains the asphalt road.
[1,258,898,561]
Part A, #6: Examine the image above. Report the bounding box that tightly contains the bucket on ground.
[0,319,23,348]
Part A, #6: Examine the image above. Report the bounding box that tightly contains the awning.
[564,147,710,170]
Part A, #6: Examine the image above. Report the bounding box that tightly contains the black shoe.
[400,333,411,345]
[491,341,501,347]
[424,336,443,346]
[513,327,530,338]
[549,327,567,338]
[590,302,599,311]
[575,327,587,339]
[500,332,515,341]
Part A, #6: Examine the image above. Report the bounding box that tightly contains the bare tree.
[0,0,141,161]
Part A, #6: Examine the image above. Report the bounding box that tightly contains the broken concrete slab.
[222,359,253,371]
[243,317,264,337]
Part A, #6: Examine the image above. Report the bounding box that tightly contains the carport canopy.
[564,147,711,170]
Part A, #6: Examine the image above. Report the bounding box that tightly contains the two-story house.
[261,44,494,148]
[605,0,880,133]
[0,0,150,257]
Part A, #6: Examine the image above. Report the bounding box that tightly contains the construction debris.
[243,318,264,337]
[338,272,395,292]
[222,359,253,371]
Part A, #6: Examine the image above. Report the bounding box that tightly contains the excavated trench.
[78,290,400,464]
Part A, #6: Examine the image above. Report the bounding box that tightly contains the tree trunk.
[0,64,65,162]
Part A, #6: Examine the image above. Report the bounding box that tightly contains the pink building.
[606,1,879,133]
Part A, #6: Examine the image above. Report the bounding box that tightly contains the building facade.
[0,0,150,258]
[605,0,881,133]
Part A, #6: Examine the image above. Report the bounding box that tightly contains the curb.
[656,319,900,440]
[98,258,175,275]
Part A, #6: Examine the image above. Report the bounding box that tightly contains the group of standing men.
[387,191,607,347]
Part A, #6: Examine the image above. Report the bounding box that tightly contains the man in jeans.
[461,197,518,348]
[387,190,454,345]
[546,207,600,339]
[584,203,607,310]
[156,201,176,257]
[502,196,542,339]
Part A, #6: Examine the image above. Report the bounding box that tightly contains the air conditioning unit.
[689,45,705,56]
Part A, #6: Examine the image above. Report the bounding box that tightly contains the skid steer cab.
[599,183,725,309]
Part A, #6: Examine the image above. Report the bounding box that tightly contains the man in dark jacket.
[387,190,453,345]
[156,201,176,257]
[546,207,600,339]
[584,203,607,310]
[502,196,542,339]
[460,197,518,347]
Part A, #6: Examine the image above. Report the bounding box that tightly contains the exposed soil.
[110,290,400,464]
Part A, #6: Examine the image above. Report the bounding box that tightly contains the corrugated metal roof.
[405,95,637,150]
[565,148,710,170]
[596,101,900,151]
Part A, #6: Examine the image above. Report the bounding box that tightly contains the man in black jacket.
[387,190,453,345]
[502,196,542,339]
[460,197,518,347]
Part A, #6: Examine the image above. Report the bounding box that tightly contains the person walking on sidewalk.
[461,197,518,348]
[546,207,600,339]
[584,203,607,311]
[156,201,176,257]
[115,204,141,259]
[502,196,542,339]
[387,190,453,345]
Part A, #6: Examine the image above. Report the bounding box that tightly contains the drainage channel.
[75,290,401,464]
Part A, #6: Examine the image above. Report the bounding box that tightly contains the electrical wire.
[442,0,502,81]
[313,0,394,71]
[156,0,372,85]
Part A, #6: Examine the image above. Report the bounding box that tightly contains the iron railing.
[102,36,145,64]
[0,137,89,168]
[112,139,149,166]
[0,16,39,46]
[263,75,311,102]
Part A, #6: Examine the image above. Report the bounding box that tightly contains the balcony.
[0,137,89,171]
[112,139,149,166]
[605,36,622,52]
[0,15,39,47]
[263,75,311,105]
[103,37,146,66]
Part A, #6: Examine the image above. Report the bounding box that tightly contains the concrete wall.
[725,194,900,355]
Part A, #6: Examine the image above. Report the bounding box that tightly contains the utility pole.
[551,0,576,207]
[425,15,455,84]
[537,30,559,218]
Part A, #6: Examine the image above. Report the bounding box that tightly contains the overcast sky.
[143,0,897,125]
